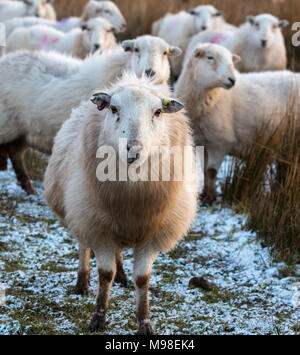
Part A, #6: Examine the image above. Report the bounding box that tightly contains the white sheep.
[54,0,126,33]
[0,0,42,23]
[176,43,300,203]
[5,16,55,38]
[154,5,236,79]
[186,14,289,73]
[44,72,198,334]
[0,35,181,195]
[6,17,117,58]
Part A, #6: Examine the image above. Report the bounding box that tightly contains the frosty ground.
[0,162,299,335]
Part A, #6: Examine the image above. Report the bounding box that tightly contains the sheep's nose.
[261,39,267,48]
[35,13,40,18]
[94,44,100,51]
[202,26,207,31]
[128,153,140,165]
[145,69,156,78]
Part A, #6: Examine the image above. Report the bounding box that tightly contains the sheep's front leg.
[134,244,159,335]
[90,245,116,332]
[202,148,225,204]
[114,250,129,288]
[0,146,8,171]
[75,245,91,295]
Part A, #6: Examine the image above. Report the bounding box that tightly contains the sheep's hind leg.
[114,250,129,288]
[75,245,91,295]
[7,138,36,195]
[0,146,8,171]
[134,244,159,335]
[90,245,116,332]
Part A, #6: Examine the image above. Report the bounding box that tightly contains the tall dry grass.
[222,94,300,263]
[55,0,300,69]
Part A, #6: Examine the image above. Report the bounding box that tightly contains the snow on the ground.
[0,162,299,335]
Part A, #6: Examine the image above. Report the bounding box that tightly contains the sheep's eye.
[134,47,139,53]
[105,10,111,15]
[111,106,118,114]
[163,51,168,56]
[207,56,214,61]
[154,109,162,117]
[255,23,260,29]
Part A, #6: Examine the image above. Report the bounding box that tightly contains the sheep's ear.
[279,20,289,28]
[162,99,184,114]
[188,9,197,16]
[122,39,135,52]
[214,11,223,17]
[232,54,241,64]
[91,93,111,111]
[168,46,182,57]
[194,48,205,58]
[246,16,255,25]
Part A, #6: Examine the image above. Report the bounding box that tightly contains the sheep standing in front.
[55,0,126,33]
[44,73,198,334]
[186,14,289,73]
[0,0,41,23]
[6,18,117,58]
[176,43,300,203]
[154,5,236,79]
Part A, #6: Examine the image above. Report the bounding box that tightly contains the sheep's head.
[37,0,54,20]
[191,44,240,90]
[23,0,41,17]
[81,18,116,54]
[122,35,182,84]
[246,14,289,49]
[82,0,126,33]
[188,5,223,32]
[91,75,184,168]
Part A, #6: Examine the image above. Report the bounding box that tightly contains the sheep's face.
[122,36,182,84]
[188,5,223,32]
[192,44,240,90]
[23,0,41,17]
[246,14,289,49]
[83,1,126,33]
[37,0,53,19]
[91,85,183,167]
[81,18,115,54]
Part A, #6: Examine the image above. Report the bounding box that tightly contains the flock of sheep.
[0,0,299,335]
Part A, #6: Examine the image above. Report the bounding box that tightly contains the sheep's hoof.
[89,314,106,333]
[24,181,37,195]
[199,192,217,206]
[74,285,89,296]
[0,160,7,171]
[114,275,129,288]
[137,322,156,335]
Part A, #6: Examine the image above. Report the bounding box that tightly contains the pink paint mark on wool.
[37,34,60,49]
[210,33,231,44]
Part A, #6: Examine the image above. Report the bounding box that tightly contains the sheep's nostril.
[228,77,236,86]
[261,39,267,48]
[127,145,131,152]
[94,44,100,51]
[145,69,156,78]
[202,26,207,31]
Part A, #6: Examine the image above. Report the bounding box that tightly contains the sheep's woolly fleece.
[0,159,299,335]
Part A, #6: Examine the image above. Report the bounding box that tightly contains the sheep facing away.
[0,35,181,196]
[186,14,289,73]
[0,0,42,23]
[176,43,300,203]
[54,0,126,33]
[154,5,236,79]
[6,17,117,58]
[44,73,198,334]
